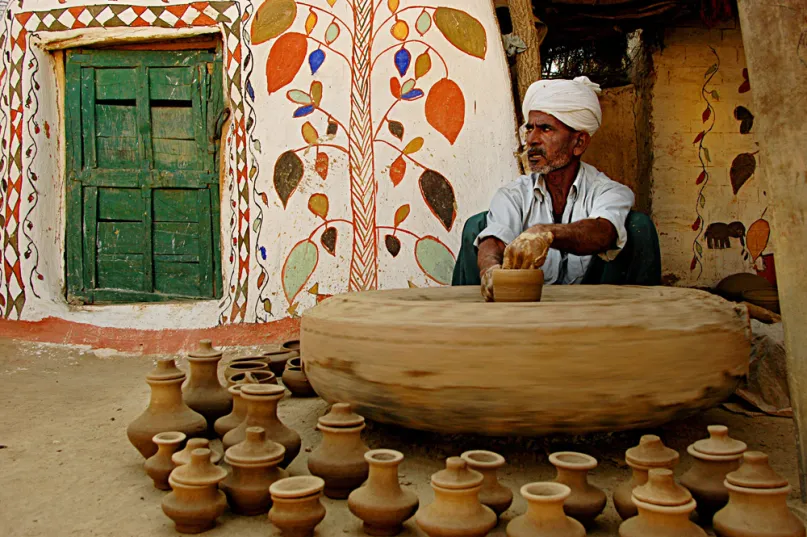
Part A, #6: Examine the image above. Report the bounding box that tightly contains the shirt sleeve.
[474,185,524,248]
[588,181,635,261]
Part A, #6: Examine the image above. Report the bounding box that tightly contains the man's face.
[523,111,588,174]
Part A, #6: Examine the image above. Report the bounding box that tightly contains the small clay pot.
[224,361,268,382]
[214,385,247,438]
[713,451,805,537]
[416,457,497,537]
[264,348,299,376]
[348,449,419,536]
[172,438,223,466]
[220,427,288,515]
[283,360,317,397]
[308,403,370,499]
[268,476,327,537]
[492,269,544,302]
[619,469,706,537]
[144,431,186,491]
[226,370,277,387]
[549,451,607,525]
[461,450,513,516]
[614,435,679,520]
[506,482,586,537]
[282,339,301,352]
[182,340,232,436]
[162,448,228,534]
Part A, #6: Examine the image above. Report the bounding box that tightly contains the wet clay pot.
[461,450,513,516]
[268,476,327,537]
[172,437,223,466]
[182,340,232,435]
[416,457,497,537]
[619,469,706,537]
[127,359,208,459]
[614,435,680,520]
[264,348,299,376]
[308,403,370,499]
[283,358,317,397]
[549,451,607,525]
[145,431,186,491]
[162,448,228,534]
[492,269,544,302]
[348,449,419,536]
[679,425,747,519]
[220,426,288,515]
[506,482,586,537]
[222,384,301,468]
[713,451,806,537]
[214,385,247,438]
[226,370,277,388]
[224,361,268,382]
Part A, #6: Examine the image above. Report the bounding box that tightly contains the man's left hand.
[503,229,554,269]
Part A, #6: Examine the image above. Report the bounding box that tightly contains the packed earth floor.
[1,339,804,537]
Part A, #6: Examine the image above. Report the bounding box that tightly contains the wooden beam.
[508,0,547,111]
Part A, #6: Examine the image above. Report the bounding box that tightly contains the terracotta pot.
[742,288,781,314]
[226,370,277,388]
[492,268,544,302]
[716,272,774,302]
[680,425,746,519]
[182,340,232,435]
[416,457,497,537]
[144,431,186,491]
[506,482,586,537]
[614,435,680,520]
[619,469,706,537]
[220,426,288,515]
[264,348,299,376]
[222,384,301,467]
[283,362,317,397]
[224,361,268,382]
[549,451,607,525]
[214,385,247,438]
[348,449,419,536]
[282,339,301,352]
[268,476,327,537]
[172,437,223,466]
[162,448,228,534]
[308,403,370,499]
[713,451,805,537]
[127,359,208,459]
[461,450,513,516]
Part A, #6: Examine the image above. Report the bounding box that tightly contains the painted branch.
[508,0,547,110]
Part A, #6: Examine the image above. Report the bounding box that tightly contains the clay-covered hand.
[481,264,501,302]
[503,231,554,269]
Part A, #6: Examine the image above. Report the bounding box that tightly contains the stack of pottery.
[182,340,232,436]
[713,451,805,537]
[214,385,247,437]
[549,451,607,525]
[172,438,222,466]
[506,482,586,537]
[680,425,747,519]
[264,347,299,376]
[308,403,370,499]
[614,435,680,520]
[162,448,228,534]
[282,357,316,397]
[226,370,276,387]
[224,361,268,386]
[127,359,207,458]
[269,476,327,537]
[461,450,513,516]
[619,469,706,537]
[144,431,186,490]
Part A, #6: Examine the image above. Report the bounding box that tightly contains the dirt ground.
[1,339,803,537]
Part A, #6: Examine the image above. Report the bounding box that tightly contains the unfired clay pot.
[416,457,497,537]
[348,449,419,536]
[172,437,223,466]
[549,451,607,525]
[226,370,277,387]
[308,403,370,499]
[268,476,327,537]
[127,359,208,459]
[506,482,586,537]
[214,385,247,438]
[182,340,232,435]
[220,426,288,515]
[282,339,301,352]
[713,451,806,537]
[162,448,228,534]
[492,268,544,302]
[679,425,747,519]
[283,358,317,397]
[614,435,680,520]
[264,348,299,376]
[222,384,301,467]
[145,431,186,491]
[461,450,513,516]
[224,361,268,382]
[619,469,706,537]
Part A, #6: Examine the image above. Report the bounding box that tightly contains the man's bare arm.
[477,237,506,276]
[526,218,616,256]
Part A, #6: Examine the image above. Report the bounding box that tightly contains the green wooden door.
[65,48,224,304]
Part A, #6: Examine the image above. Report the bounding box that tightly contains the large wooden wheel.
[301,286,750,435]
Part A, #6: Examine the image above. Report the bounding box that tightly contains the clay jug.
[172,437,223,466]
[264,348,299,376]
[680,425,747,519]
[127,359,208,458]
[713,451,805,537]
[222,384,301,467]
[162,448,228,534]
[461,450,513,516]
[268,476,327,537]
[506,482,586,537]
[416,457,497,537]
[308,403,370,499]
[283,358,316,397]
[549,451,607,525]
[614,435,679,520]
[348,449,419,536]
[226,370,276,387]
[214,385,247,438]
[619,469,706,537]
[182,340,232,435]
[220,426,288,515]
[145,431,186,491]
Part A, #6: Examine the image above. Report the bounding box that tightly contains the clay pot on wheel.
[226,370,276,387]
[308,403,370,499]
[283,358,316,397]
[461,450,513,516]
[492,269,544,302]
[145,431,186,491]
[619,469,706,537]
[127,359,208,459]
[162,448,228,534]
[506,482,586,537]
[172,437,222,466]
[264,348,299,376]
[268,476,327,537]
[348,449,419,536]
[614,435,680,520]
[214,385,247,438]
[182,340,232,435]
[549,451,607,525]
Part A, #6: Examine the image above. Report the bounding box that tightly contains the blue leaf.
[294,105,315,118]
[309,49,326,75]
[394,48,411,77]
[260,246,267,260]
[246,80,255,101]
[401,89,424,101]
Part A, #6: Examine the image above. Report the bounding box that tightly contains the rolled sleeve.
[588,182,634,261]
[473,186,524,248]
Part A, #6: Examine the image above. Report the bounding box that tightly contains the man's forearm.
[477,237,505,275]
[526,218,616,256]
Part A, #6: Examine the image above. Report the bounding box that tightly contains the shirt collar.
[532,163,587,202]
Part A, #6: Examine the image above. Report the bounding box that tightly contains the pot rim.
[686,444,744,462]
[227,371,276,384]
[461,450,505,469]
[228,384,243,396]
[365,449,404,466]
[241,384,285,399]
[153,431,187,445]
[724,480,791,495]
[226,361,268,371]
[270,476,324,498]
[281,339,301,352]
[317,422,366,434]
[520,482,571,503]
[632,495,697,515]
[549,451,598,471]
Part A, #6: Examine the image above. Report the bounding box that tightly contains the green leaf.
[695,242,703,256]
[325,22,340,44]
[433,8,487,59]
[704,64,718,78]
[282,239,319,304]
[416,11,432,36]
[415,51,432,79]
[711,89,720,100]
[415,236,455,285]
[699,194,706,208]
[251,0,297,45]
[401,79,416,95]
[287,90,312,105]
[703,146,711,163]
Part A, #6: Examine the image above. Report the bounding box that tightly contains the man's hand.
[503,230,554,269]
[480,263,501,302]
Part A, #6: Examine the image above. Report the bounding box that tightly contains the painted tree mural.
[251,0,486,308]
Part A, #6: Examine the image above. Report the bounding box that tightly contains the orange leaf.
[425,78,465,145]
[747,219,771,261]
[315,152,329,180]
[390,155,407,186]
[266,33,308,95]
[258,272,266,288]
[390,77,401,99]
[403,137,424,155]
[394,204,410,227]
[308,193,329,219]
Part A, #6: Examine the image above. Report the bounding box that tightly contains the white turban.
[522,76,603,136]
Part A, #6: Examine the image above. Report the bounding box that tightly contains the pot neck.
[432,485,485,513]
[526,497,568,523]
[319,424,366,447]
[635,500,696,527]
[727,486,792,512]
[630,467,651,487]
[555,467,589,488]
[186,359,222,387]
[367,462,403,493]
[147,378,185,410]
[245,396,280,422]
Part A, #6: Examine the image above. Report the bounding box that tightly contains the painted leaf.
[696,170,707,185]
[388,0,399,12]
[395,47,411,77]
[696,242,703,256]
[425,78,465,144]
[388,120,404,141]
[390,155,407,186]
[402,89,424,101]
[390,77,402,99]
[293,105,315,118]
[308,193,329,219]
[321,227,337,256]
[692,217,701,231]
[730,153,757,195]
[282,239,319,303]
[287,89,312,104]
[391,20,410,41]
[308,283,319,295]
[702,108,711,122]
[704,64,718,78]
[263,299,272,314]
[699,194,706,208]
[315,152,329,180]
[385,235,402,257]
[327,120,338,136]
[416,11,432,36]
[274,151,304,208]
[266,33,308,94]
[703,146,711,163]
[433,8,487,59]
[325,22,340,44]
[419,169,457,231]
[301,122,319,144]
[415,52,432,79]
[326,0,336,5]
[305,10,318,35]
[310,81,323,106]
[739,80,751,94]
[691,256,698,271]
[252,0,297,45]
[309,49,326,75]
[394,204,410,227]
[403,137,424,155]
[401,79,416,95]
[747,219,771,261]
[711,89,720,100]
[258,272,266,288]
[415,236,455,285]
[693,132,704,144]
[734,106,754,134]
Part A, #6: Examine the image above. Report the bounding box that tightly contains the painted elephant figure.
[705,221,746,249]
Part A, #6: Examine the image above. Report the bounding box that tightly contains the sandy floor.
[0,339,802,537]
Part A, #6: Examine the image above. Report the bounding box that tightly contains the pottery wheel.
[301,286,750,436]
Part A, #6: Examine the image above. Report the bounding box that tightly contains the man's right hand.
[480,264,501,302]
[503,230,554,270]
